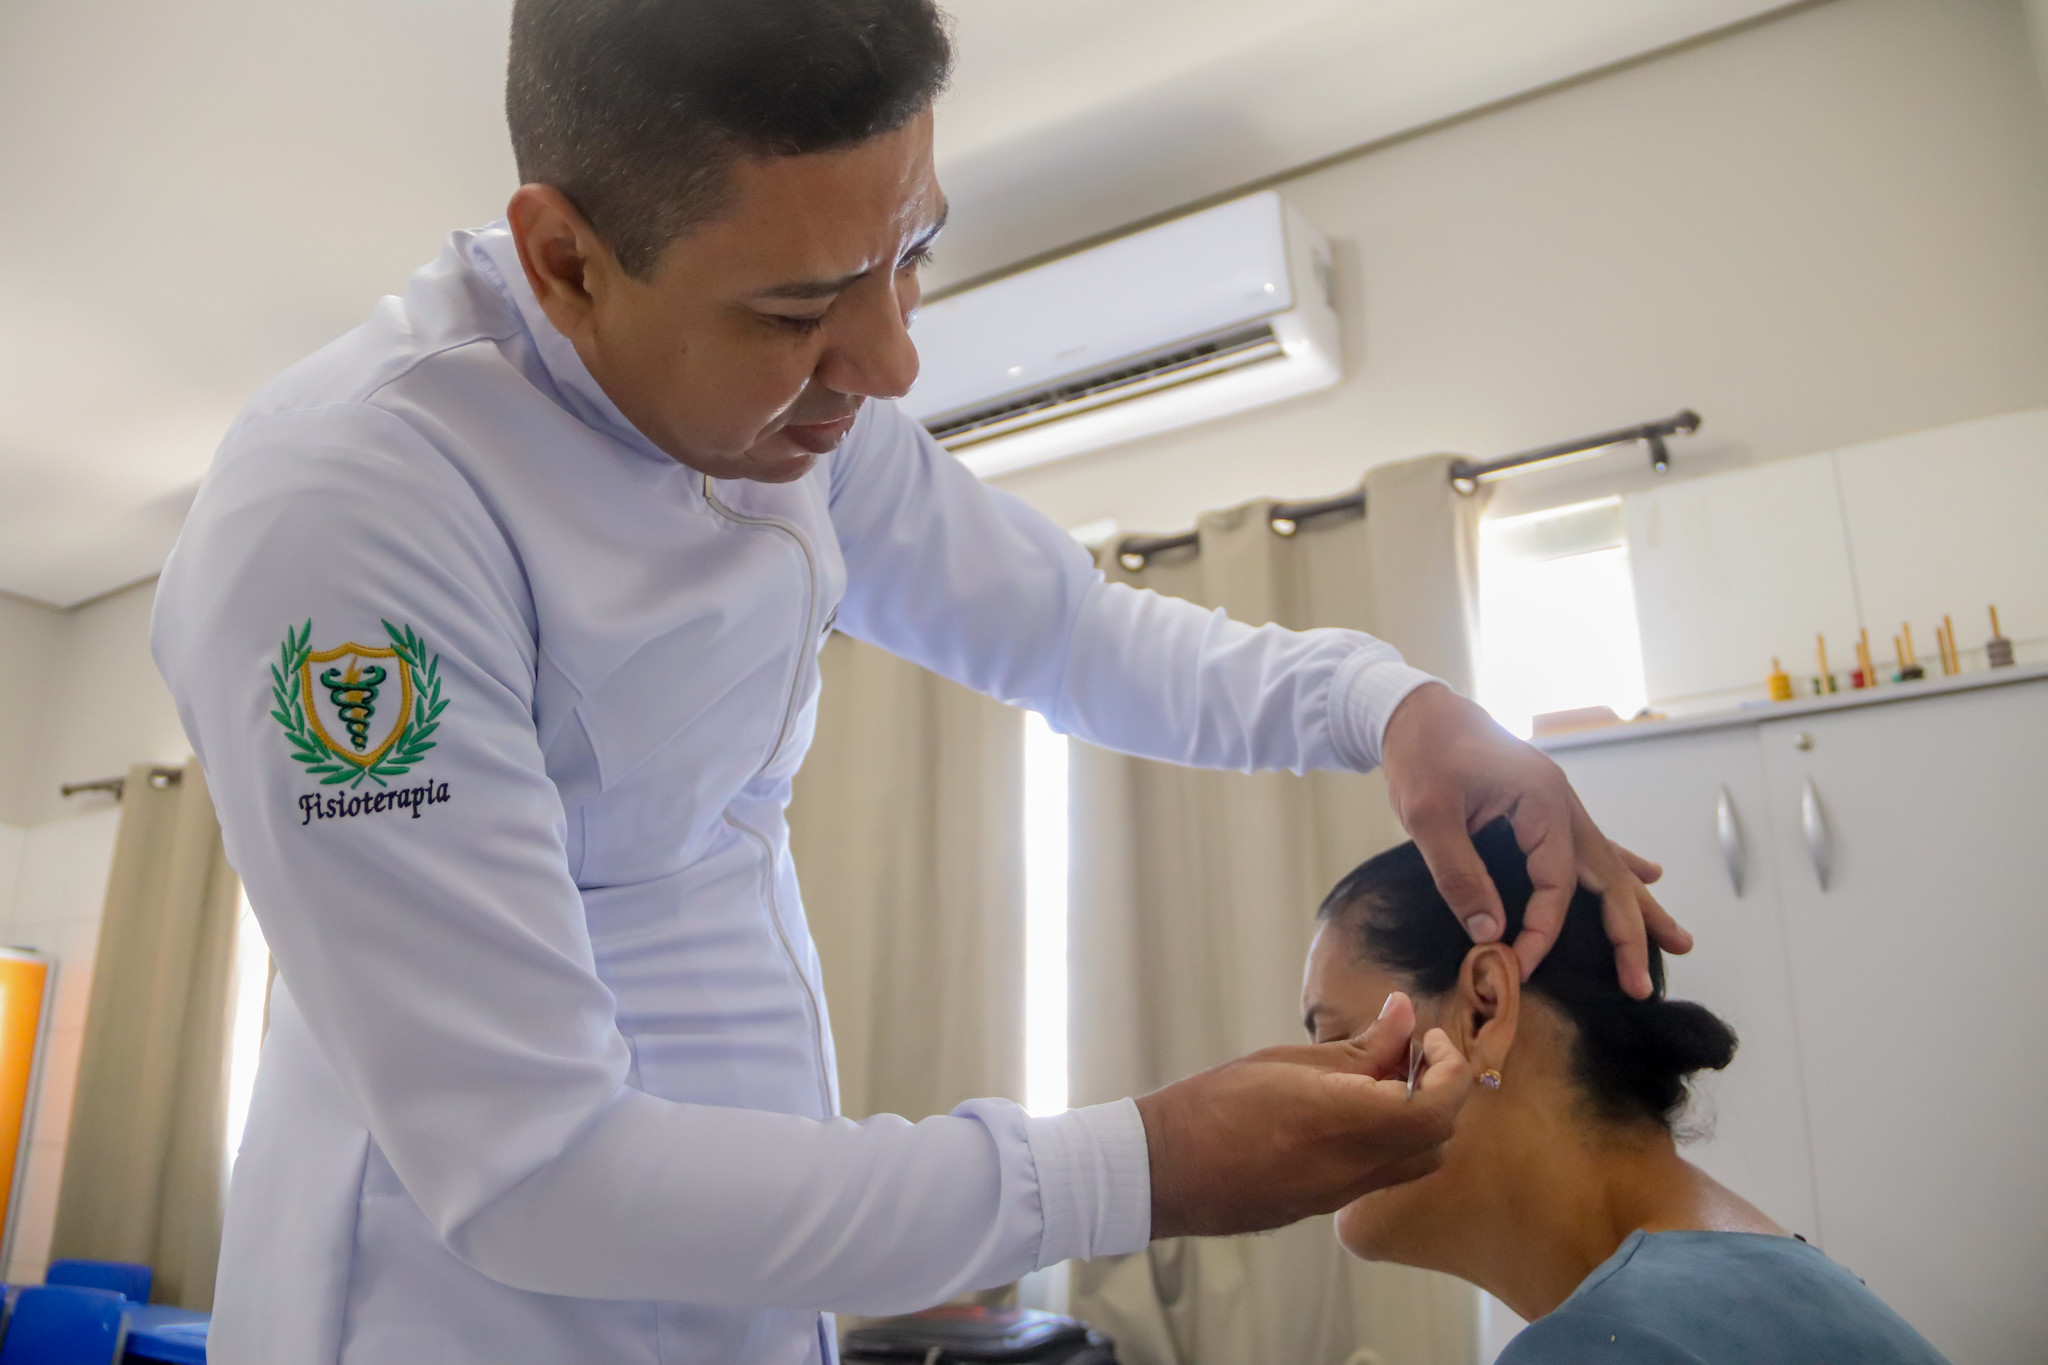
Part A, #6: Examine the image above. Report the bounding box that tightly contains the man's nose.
[818,275,920,401]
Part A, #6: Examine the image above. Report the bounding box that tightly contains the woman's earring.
[1478,1068,1503,1091]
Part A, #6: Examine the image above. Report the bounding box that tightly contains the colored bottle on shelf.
[1897,623,1925,682]
[1987,605,2015,669]
[1768,657,1793,701]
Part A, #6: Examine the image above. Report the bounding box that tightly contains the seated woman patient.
[1302,818,1948,1364]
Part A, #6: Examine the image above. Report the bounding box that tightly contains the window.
[1018,712,1076,1313]
[1477,498,1648,739]
[1021,711,1069,1118]
[224,892,271,1167]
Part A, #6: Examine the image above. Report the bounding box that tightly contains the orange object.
[0,951,50,1243]
[1939,614,1959,675]
[1767,656,1794,701]
[1854,629,1874,689]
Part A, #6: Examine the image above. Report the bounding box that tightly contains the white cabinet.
[1545,724,1820,1236]
[1546,668,2048,1365]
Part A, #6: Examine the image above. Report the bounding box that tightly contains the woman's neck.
[1426,1118,1784,1321]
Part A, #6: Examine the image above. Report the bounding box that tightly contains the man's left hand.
[1379,682,1692,998]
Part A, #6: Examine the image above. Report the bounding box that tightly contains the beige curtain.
[789,634,1026,1122]
[52,760,239,1309]
[1067,456,1488,1365]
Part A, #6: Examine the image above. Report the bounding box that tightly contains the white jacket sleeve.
[152,404,1147,1311]
[828,401,1440,772]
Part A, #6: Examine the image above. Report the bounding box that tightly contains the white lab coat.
[150,223,1435,1365]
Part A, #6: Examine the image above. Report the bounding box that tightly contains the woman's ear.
[1451,943,1522,1075]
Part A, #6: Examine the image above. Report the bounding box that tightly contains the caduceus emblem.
[301,643,413,766]
[320,659,388,751]
[270,620,447,788]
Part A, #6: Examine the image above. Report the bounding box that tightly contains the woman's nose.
[818,274,921,401]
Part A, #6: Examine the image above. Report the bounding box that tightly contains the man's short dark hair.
[507,0,952,276]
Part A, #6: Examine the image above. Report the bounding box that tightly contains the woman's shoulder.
[1506,1231,1950,1365]
[1498,1310,1710,1365]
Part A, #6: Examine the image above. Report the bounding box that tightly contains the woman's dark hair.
[1318,818,1736,1132]
[507,0,953,275]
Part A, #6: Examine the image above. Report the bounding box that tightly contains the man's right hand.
[1134,993,1470,1239]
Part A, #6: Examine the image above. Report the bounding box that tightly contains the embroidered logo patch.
[270,620,447,789]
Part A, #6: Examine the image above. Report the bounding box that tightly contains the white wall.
[8,581,190,829]
[987,0,2048,538]
[0,594,62,830]
[0,825,22,934]
[0,578,190,1280]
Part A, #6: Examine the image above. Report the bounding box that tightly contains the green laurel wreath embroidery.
[269,620,447,789]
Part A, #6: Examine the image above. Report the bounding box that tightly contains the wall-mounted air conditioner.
[903,191,1340,479]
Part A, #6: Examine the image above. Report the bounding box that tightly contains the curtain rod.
[1113,409,1699,570]
[60,767,182,801]
[1117,491,1363,569]
[1447,409,1700,493]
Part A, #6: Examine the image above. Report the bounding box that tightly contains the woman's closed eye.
[762,310,828,334]
[1304,1006,1352,1044]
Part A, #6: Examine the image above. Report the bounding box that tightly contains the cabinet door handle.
[1716,785,1745,897]
[1801,778,1832,891]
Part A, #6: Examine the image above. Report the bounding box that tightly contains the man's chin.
[745,439,823,482]
[667,445,814,485]
[679,418,849,484]
[687,435,820,484]
[750,448,819,483]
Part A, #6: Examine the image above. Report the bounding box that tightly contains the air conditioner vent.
[903,191,1340,478]
[927,323,1284,451]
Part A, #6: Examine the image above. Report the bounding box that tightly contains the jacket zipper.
[701,477,819,776]
[701,477,834,1117]
[722,811,835,1118]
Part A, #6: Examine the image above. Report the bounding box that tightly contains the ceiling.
[0,0,1799,608]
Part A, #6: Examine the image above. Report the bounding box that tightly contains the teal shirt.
[1499,1231,1950,1365]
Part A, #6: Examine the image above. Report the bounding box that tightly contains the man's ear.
[1450,943,1521,1074]
[505,183,625,343]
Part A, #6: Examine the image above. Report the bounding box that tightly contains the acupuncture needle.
[1405,1034,1424,1099]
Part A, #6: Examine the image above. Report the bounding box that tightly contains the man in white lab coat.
[152,2,1685,1361]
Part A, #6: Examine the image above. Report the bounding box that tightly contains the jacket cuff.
[1021,1098,1151,1266]
[1330,650,1442,771]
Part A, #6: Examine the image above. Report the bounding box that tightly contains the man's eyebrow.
[754,273,864,302]
[750,202,950,302]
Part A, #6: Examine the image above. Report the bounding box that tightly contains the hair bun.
[1642,999,1739,1075]
[1568,993,1739,1126]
